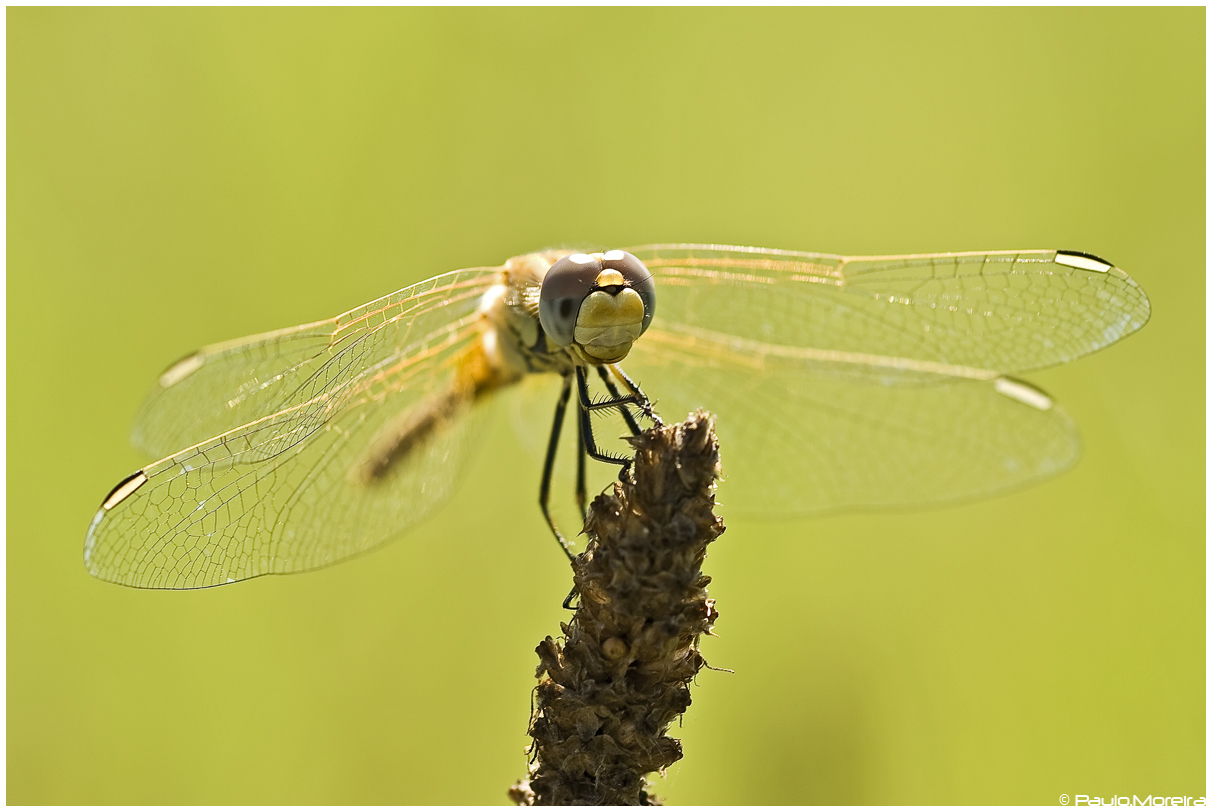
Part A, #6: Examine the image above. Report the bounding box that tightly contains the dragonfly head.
[539,250,655,364]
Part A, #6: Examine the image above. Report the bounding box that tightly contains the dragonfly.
[83,245,1151,590]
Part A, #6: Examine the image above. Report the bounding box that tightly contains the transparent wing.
[614,244,1150,514]
[131,267,502,458]
[86,270,502,589]
[626,245,1150,380]
[627,336,1079,514]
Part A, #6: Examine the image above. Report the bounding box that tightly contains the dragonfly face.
[537,250,656,364]
[84,245,1151,590]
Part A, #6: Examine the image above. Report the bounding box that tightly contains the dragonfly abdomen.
[352,334,522,484]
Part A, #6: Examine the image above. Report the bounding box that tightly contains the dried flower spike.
[512,411,725,806]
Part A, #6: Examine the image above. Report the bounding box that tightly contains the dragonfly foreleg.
[606,364,662,427]
[594,365,642,437]
[574,366,633,471]
[539,375,576,561]
[575,365,645,415]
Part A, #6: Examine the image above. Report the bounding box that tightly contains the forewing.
[131,268,502,458]
[627,245,1150,379]
[85,296,496,589]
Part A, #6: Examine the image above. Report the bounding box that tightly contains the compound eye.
[539,253,601,347]
[601,250,656,335]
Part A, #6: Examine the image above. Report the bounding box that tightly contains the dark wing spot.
[101,470,149,510]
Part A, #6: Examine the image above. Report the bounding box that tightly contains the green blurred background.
[8,8,1204,804]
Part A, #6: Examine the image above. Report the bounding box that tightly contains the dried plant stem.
[510,411,725,806]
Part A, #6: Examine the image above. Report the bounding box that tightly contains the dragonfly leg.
[608,364,662,427]
[575,367,633,470]
[575,407,588,520]
[595,365,642,437]
[539,374,576,561]
[576,366,645,415]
